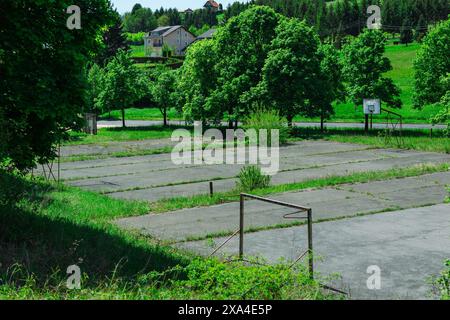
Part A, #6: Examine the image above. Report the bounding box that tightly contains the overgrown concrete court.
[59,139,450,299]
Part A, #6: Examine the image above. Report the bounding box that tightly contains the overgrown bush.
[125,32,146,45]
[159,258,325,300]
[243,109,290,145]
[236,166,271,192]
[434,260,450,300]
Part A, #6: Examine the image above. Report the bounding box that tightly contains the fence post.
[209,181,214,196]
[307,209,314,279]
[239,194,244,260]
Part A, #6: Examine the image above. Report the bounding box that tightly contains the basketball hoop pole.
[365,114,369,133]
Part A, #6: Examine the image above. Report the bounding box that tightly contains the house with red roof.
[203,0,221,11]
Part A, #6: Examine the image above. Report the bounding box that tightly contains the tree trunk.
[287,115,293,127]
[122,108,126,128]
[163,108,167,126]
[228,120,233,129]
[365,114,369,133]
[320,115,324,132]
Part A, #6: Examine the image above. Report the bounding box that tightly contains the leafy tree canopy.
[341,29,402,109]
[0,0,115,171]
[413,17,450,109]
[95,50,149,127]
[179,40,221,124]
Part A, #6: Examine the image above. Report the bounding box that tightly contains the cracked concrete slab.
[115,172,450,242]
[177,204,450,299]
[56,140,450,203]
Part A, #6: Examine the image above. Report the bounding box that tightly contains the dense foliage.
[413,17,450,112]
[178,40,220,123]
[258,18,323,124]
[0,0,115,171]
[95,50,149,127]
[341,30,402,110]
[123,0,449,39]
[413,17,449,133]
[179,6,360,127]
[151,69,178,126]
[210,6,281,126]
[123,6,219,33]
[96,12,130,66]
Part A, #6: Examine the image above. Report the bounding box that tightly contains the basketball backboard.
[363,99,381,115]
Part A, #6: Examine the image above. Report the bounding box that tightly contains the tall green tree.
[400,18,413,45]
[123,7,157,33]
[96,50,149,127]
[151,69,178,126]
[157,15,171,27]
[0,0,115,171]
[341,30,402,131]
[414,17,450,131]
[178,40,220,124]
[209,6,281,127]
[86,64,104,114]
[314,43,346,130]
[131,3,143,14]
[97,12,129,66]
[258,18,323,125]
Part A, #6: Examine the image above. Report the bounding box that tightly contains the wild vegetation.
[0,171,330,300]
[1,1,449,301]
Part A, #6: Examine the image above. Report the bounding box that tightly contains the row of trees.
[178,6,401,129]
[226,0,449,42]
[87,51,177,127]
[122,1,449,45]
[123,4,220,33]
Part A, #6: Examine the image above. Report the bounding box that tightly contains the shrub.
[125,32,146,45]
[163,258,324,300]
[236,166,271,192]
[434,260,450,300]
[243,108,290,145]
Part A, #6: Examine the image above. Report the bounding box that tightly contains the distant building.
[203,0,220,11]
[184,8,193,14]
[144,26,196,57]
[184,29,217,54]
[197,29,217,41]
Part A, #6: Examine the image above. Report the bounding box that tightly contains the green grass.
[100,107,182,121]
[146,162,450,215]
[130,45,145,58]
[0,172,331,300]
[66,125,183,146]
[291,127,450,154]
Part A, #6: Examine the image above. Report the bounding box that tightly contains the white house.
[144,26,196,57]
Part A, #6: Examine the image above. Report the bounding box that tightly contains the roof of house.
[148,25,184,38]
[197,29,217,40]
[204,0,220,9]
